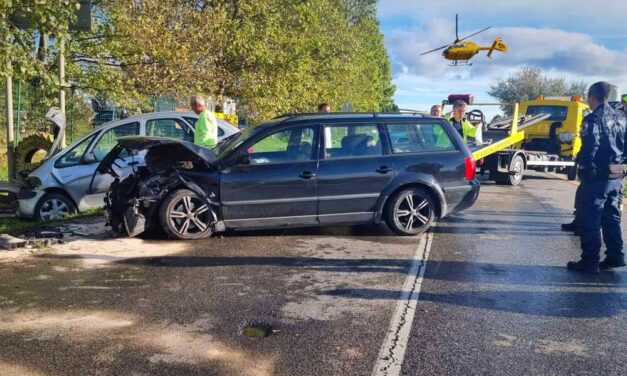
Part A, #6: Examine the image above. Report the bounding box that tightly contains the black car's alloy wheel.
[386,187,435,235]
[159,189,214,240]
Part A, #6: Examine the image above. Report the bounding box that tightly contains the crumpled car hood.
[117,136,218,163]
[97,136,218,175]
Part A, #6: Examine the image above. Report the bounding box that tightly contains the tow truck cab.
[518,96,590,159]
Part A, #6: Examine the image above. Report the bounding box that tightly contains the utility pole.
[58,37,66,148]
[5,62,15,181]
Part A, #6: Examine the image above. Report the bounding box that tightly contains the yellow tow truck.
[442,94,589,185]
[518,96,589,162]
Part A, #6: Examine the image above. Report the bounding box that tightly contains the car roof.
[276,112,435,123]
[243,112,440,134]
[97,111,198,129]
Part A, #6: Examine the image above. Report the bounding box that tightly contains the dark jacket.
[576,103,627,174]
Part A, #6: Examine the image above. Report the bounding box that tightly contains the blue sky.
[377,0,627,119]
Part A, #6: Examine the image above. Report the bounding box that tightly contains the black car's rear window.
[386,123,456,153]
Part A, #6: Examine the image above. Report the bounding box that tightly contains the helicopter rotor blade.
[458,26,493,42]
[420,44,451,56]
[455,14,459,42]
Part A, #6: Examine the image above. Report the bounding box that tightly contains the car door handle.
[299,171,316,179]
[376,166,392,174]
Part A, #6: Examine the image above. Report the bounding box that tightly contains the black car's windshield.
[213,131,245,157]
[213,118,285,158]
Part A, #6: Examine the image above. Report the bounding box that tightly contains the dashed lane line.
[371,228,435,376]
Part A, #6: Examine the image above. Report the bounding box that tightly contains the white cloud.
[385,19,627,114]
[388,19,627,82]
[378,0,627,35]
[469,27,627,79]
[379,1,627,115]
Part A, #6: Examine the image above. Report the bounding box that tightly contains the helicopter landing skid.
[450,61,472,67]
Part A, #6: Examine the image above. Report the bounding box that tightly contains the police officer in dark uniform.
[568,82,627,273]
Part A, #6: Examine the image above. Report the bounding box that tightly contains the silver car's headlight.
[558,132,574,143]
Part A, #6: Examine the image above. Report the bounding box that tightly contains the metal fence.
[1,84,236,156]
[1,86,239,181]
[0,81,95,147]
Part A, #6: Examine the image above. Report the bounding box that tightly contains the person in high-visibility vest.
[435,100,477,148]
[190,96,218,149]
[447,100,477,141]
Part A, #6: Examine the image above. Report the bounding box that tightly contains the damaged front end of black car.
[95,137,221,240]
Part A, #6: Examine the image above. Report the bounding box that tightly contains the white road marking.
[371,229,434,376]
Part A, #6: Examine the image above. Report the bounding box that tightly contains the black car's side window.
[247,127,315,165]
[323,124,382,158]
[387,123,456,153]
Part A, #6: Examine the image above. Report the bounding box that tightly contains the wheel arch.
[41,187,78,208]
[34,188,79,219]
[511,150,527,170]
[377,180,445,222]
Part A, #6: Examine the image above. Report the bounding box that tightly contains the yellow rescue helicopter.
[420,14,508,66]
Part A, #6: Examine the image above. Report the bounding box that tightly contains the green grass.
[0,163,7,181]
[0,208,103,236]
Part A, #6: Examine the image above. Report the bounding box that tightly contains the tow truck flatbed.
[442,100,580,185]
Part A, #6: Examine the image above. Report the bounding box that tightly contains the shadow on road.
[222,223,398,238]
[434,225,565,236]
[320,288,625,318]
[459,210,570,218]
[35,253,627,289]
[34,254,414,274]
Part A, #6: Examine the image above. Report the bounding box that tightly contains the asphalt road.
[0,172,625,376]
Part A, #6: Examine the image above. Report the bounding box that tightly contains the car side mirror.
[82,152,97,164]
[234,153,250,165]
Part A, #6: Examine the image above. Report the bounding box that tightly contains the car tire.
[34,192,77,221]
[567,164,578,181]
[158,189,214,240]
[385,187,436,236]
[14,132,55,174]
[495,155,524,186]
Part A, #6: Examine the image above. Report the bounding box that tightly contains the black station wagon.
[98,113,480,239]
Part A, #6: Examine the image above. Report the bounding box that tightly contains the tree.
[2,0,397,122]
[488,66,587,115]
[1,0,79,100]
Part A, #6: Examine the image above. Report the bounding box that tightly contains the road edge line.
[371,228,435,376]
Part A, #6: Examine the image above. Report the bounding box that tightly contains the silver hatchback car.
[16,111,239,220]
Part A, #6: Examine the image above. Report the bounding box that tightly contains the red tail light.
[465,157,476,180]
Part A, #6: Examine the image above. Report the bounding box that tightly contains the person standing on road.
[435,100,477,148]
[318,103,331,113]
[190,96,218,149]
[448,100,477,142]
[563,94,627,234]
[430,105,443,117]
[567,82,627,274]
